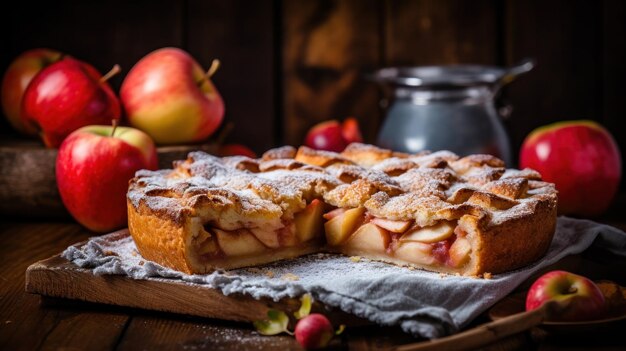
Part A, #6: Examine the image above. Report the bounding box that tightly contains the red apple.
[294,313,334,349]
[22,57,121,148]
[1,48,63,135]
[305,118,364,152]
[305,120,346,152]
[120,47,224,145]
[520,120,622,217]
[218,143,257,158]
[56,124,158,232]
[341,117,363,144]
[525,270,606,322]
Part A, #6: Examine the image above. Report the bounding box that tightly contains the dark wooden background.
[1,0,625,193]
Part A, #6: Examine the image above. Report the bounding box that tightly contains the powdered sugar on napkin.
[63,217,626,339]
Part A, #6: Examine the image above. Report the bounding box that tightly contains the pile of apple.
[1,47,227,232]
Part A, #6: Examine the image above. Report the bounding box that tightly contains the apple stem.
[196,59,220,86]
[567,286,578,294]
[206,59,220,79]
[100,64,121,83]
[111,119,119,137]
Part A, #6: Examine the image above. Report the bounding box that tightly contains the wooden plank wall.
[283,0,381,144]
[1,0,624,171]
[504,0,603,152]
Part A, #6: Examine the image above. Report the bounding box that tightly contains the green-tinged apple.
[304,117,364,152]
[1,48,62,135]
[520,120,622,217]
[525,270,606,322]
[120,47,224,145]
[56,124,158,232]
[294,314,334,349]
[22,57,121,148]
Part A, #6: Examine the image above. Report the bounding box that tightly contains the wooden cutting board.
[24,251,366,326]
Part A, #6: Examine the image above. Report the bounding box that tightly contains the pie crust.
[127,143,557,277]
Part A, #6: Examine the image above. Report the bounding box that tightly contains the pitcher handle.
[494,58,536,93]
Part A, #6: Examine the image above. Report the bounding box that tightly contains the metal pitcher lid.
[370,59,535,88]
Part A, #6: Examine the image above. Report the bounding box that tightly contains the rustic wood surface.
[0,143,67,219]
[282,0,382,145]
[384,0,498,66]
[2,221,626,350]
[602,0,626,192]
[503,0,604,161]
[186,0,277,152]
[0,0,184,94]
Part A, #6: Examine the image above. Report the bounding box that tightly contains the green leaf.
[294,293,312,319]
[335,324,346,335]
[254,310,290,335]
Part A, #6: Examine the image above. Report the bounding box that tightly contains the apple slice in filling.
[323,207,347,220]
[370,218,412,233]
[448,236,471,267]
[401,222,454,243]
[195,227,219,255]
[324,207,365,246]
[294,199,325,242]
[249,227,280,248]
[214,228,267,257]
[343,223,391,253]
[277,221,298,247]
[394,221,472,268]
[394,241,436,265]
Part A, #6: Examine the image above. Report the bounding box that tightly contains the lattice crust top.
[128,143,557,229]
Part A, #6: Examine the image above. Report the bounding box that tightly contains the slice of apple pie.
[127,143,557,276]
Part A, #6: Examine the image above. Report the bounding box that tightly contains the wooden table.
[1,221,625,351]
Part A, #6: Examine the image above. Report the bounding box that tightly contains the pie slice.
[127,143,557,276]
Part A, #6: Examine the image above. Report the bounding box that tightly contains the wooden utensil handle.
[394,302,553,351]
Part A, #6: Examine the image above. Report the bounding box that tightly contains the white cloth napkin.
[63,217,626,339]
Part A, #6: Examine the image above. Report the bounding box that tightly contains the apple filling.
[192,199,326,262]
[190,201,472,272]
[324,207,472,270]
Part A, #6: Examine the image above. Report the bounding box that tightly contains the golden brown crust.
[341,142,394,167]
[127,143,558,276]
[294,146,353,167]
[127,199,194,274]
[262,145,297,160]
[468,195,557,275]
[128,198,326,274]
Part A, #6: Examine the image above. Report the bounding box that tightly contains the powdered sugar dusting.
[128,144,556,227]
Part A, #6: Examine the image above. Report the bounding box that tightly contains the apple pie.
[127,143,557,276]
